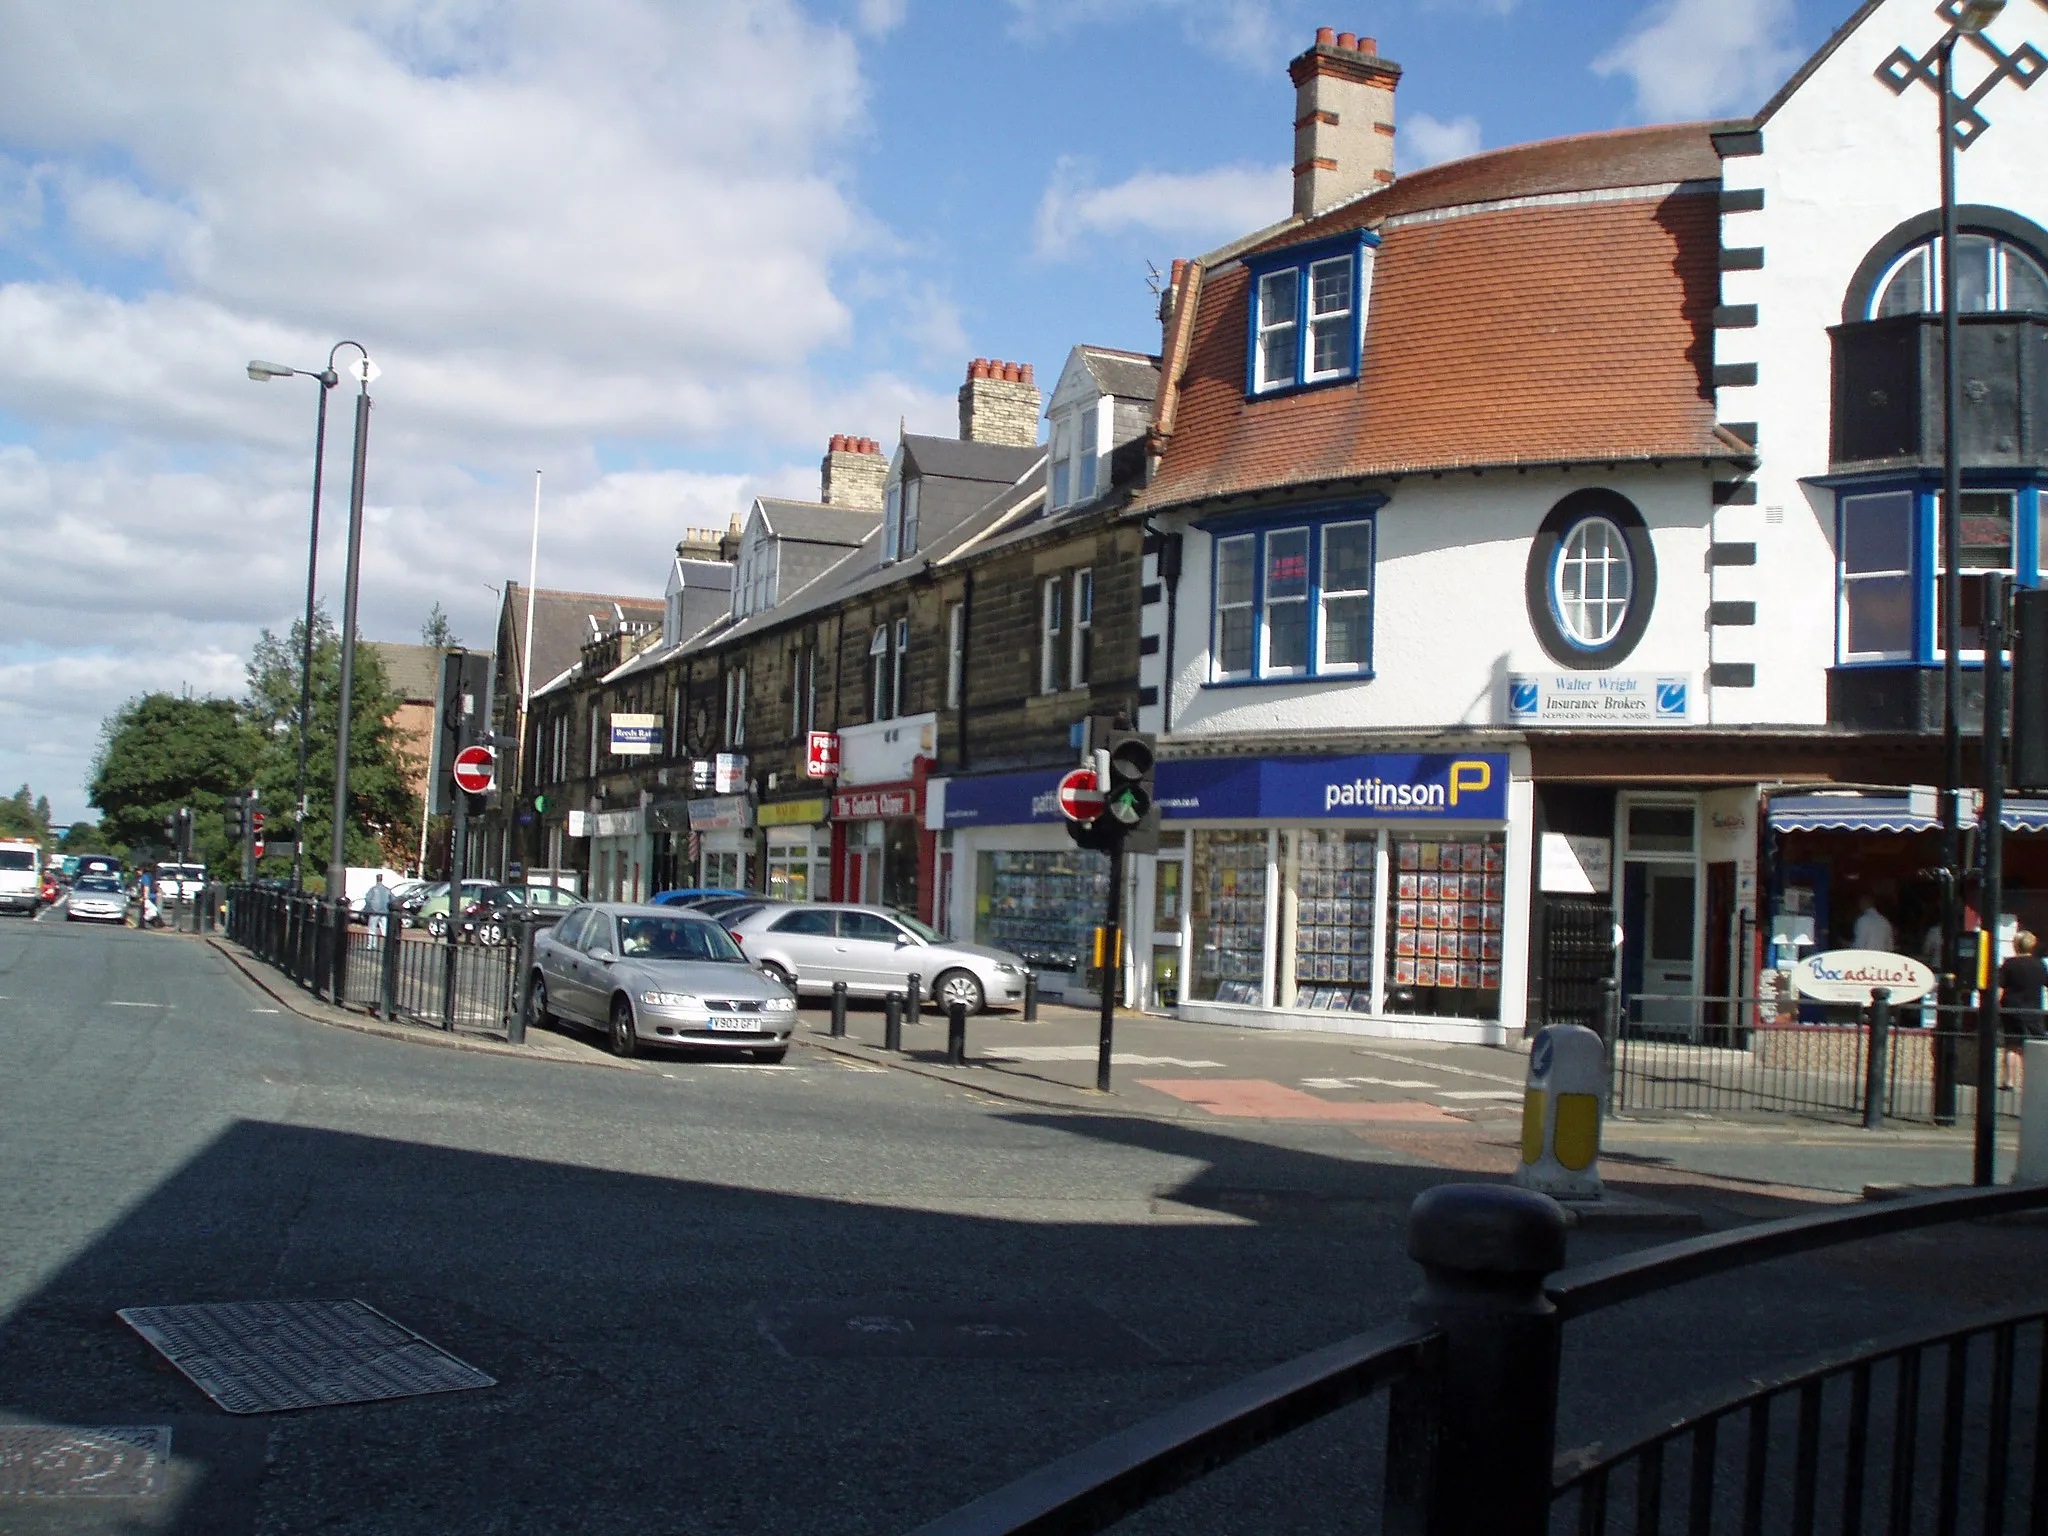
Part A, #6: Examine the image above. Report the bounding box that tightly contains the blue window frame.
[1244,231,1376,397]
[1201,502,1382,684]
[1833,479,2045,666]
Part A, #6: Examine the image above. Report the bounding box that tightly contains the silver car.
[66,875,128,923]
[524,903,797,1061]
[725,903,1027,1014]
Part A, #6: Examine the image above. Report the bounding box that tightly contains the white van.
[0,839,41,915]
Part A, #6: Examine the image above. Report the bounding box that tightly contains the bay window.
[1206,507,1378,683]
[1834,484,2041,665]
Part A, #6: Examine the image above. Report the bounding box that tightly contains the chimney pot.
[1316,25,1335,44]
[1021,362,1034,384]
[1336,30,1356,48]
[1360,36,1375,53]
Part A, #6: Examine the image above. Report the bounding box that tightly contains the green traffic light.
[534,794,549,813]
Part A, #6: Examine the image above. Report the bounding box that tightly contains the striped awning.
[1768,792,2048,834]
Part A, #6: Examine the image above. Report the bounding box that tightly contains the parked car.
[724,903,1027,1014]
[413,880,501,937]
[650,887,749,907]
[66,875,128,924]
[462,884,577,945]
[525,903,797,1060]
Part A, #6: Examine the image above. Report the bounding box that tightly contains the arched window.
[1867,233,2048,318]
[1553,517,1634,648]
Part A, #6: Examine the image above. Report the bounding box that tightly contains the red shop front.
[829,761,935,921]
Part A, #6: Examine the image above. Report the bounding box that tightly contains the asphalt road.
[4,915,2046,1534]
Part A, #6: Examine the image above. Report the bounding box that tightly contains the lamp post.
[246,342,373,897]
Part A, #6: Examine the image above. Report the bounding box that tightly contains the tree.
[421,603,460,649]
[88,695,261,872]
[244,607,420,876]
[59,821,117,855]
[0,785,51,843]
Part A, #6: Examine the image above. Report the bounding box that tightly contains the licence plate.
[708,1016,758,1033]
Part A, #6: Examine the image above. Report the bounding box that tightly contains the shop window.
[1283,829,1380,1013]
[1385,834,1506,1019]
[1246,233,1371,396]
[1205,512,1376,683]
[1190,829,1270,1004]
[975,848,1110,979]
[766,840,816,903]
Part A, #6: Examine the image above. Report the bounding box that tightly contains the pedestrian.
[1852,892,1895,952]
[364,872,392,939]
[2000,930,2048,1038]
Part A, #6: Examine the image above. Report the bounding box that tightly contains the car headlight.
[994,963,1022,975]
[640,991,700,1008]
[765,996,797,1012]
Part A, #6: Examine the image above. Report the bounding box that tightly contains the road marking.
[250,1008,281,1014]
[1352,1046,1525,1087]
[984,1045,1224,1067]
[1437,1090,1524,1101]
[830,1060,887,1073]
[1140,1078,1459,1123]
[1301,1074,1436,1090]
[108,1001,167,1009]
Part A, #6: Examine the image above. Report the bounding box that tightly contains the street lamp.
[247,341,373,898]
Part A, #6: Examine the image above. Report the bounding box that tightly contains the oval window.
[1553,517,1634,648]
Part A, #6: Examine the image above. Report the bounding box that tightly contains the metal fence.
[906,1181,2048,1536]
[1608,995,2026,1124]
[224,884,554,1039]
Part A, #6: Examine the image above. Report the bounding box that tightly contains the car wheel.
[753,1046,789,1064]
[760,961,796,994]
[526,975,554,1033]
[609,996,638,1058]
[426,914,446,938]
[935,969,985,1015]
[480,921,504,947]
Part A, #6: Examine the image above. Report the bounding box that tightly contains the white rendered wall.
[1715,0,2048,721]
[1164,467,1742,737]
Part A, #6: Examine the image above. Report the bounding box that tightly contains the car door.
[541,908,594,1020]
[758,907,841,990]
[837,910,918,995]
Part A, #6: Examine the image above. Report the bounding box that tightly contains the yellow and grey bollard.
[1512,1024,1605,1201]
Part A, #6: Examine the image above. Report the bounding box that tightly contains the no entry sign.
[1056,767,1104,823]
[452,744,496,795]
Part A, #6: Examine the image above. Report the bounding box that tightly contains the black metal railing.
[1609,994,2026,1124]
[224,884,554,1040]
[905,1182,2048,1536]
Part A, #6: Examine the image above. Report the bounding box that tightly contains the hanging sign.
[609,713,660,756]
[1790,950,1936,1004]
[715,753,748,794]
[806,732,841,778]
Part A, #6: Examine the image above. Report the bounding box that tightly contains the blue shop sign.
[1159,753,1509,823]
[942,768,1068,829]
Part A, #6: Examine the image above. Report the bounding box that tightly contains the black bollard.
[1023,970,1039,1023]
[947,999,968,1065]
[830,980,848,1037]
[380,918,402,1025]
[906,973,922,1026]
[884,992,903,1053]
[1863,986,1893,1131]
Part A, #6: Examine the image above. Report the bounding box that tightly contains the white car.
[66,875,128,923]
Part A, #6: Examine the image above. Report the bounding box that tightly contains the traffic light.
[2014,588,2048,790]
[1100,725,1160,855]
[224,794,246,841]
[252,808,266,861]
[533,793,549,814]
[163,811,178,843]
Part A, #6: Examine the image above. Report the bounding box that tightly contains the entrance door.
[1623,864,1698,1033]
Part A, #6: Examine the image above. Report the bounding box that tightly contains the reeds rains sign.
[1791,950,1936,1004]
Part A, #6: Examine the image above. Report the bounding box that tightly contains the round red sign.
[452,744,496,795]
[1056,767,1104,823]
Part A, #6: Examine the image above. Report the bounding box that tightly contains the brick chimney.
[1289,28,1401,217]
[820,434,886,510]
[957,358,1041,447]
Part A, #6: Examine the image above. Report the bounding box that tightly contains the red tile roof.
[1143,124,1740,509]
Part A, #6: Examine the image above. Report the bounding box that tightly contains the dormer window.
[1870,233,2048,318]
[882,470,920,561]
[1245,231,1375,397]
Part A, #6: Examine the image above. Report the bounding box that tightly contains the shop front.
[1158,750,1530,1044]
[938,768,1119,1005]
[758,795,829,902]
[830,782,923,913]
[586,807,648,904]
[687,793,753,890]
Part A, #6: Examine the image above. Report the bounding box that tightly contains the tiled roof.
[756,499,879,545]
[1145,125,1739,509]
[901,435,1042,483]
[1080,347,1160,402]
[500,586,662,704]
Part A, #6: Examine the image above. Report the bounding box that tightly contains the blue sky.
[0,0,1848,821]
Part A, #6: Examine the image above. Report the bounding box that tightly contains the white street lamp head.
[247,359,296,381]
[1957,0,2004,33]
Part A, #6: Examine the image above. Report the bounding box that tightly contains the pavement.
[4,914,2047,1534]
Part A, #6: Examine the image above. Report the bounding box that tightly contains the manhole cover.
[117,1300,495,1414]
[761,1302,1162,1362]
[0,1425,171,1497]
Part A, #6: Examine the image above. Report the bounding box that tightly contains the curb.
[203,937,638,1072]
[798,1028,1170,1118]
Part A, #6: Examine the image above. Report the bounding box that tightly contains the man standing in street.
[1852,891,1895,953]
[364,872,392,939]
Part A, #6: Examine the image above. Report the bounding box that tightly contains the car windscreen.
[615,916,745,963]
[894,912,944,943]
[0,851,34,871]
[76,877,121,892]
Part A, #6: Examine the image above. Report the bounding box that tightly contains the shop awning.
[1768,792,2048,834]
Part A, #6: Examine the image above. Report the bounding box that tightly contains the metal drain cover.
[761,1301,1162,1362]
[118,1300,494,1414]
[0,1425,171,1497]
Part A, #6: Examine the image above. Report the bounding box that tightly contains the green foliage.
[88,695,261,872]
[244,605,420,868]
[58,821,118,855]
[0,785,52,844]
[421,603,460,649]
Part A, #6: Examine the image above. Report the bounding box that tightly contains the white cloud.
[1034,157,1289,259]
[856,0,909,36]
[1399,114,1483,172]
[1591,0,1803,120]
